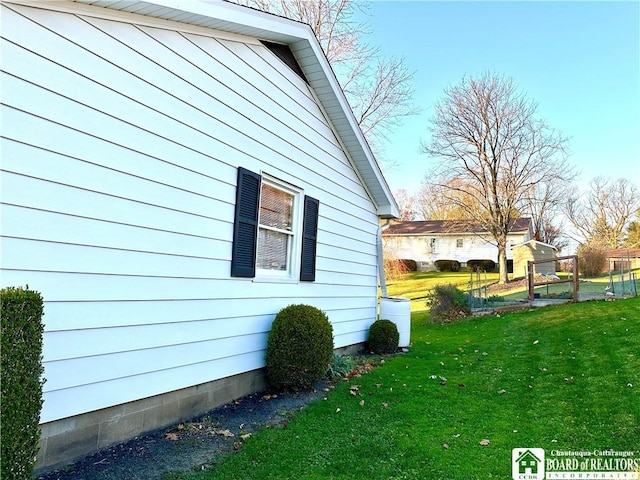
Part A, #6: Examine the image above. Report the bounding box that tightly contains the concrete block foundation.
[35,369,267,474]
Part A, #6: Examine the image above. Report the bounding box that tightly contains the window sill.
[252,276,299,284]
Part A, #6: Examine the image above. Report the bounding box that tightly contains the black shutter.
[300,195,319,282]
[231,167,261,278]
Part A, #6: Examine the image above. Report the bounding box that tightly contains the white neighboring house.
[0,0,399,471]
[383,219,533,271]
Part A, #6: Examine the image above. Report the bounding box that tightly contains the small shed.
[512,240,558,277]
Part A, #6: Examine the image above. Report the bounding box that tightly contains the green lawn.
[386,270,639,309]
[385,271,500,311]
[175,298,640,480]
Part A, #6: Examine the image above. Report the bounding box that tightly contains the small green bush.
[266,304,333,391]
[1,286,45,480]
[467,259,496,272]
[434,260,460,272]
[368,319,399,354]
[327,354,355,379]
[426,284,470,322]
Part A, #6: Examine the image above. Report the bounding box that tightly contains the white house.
[383,219,533,271]
[0,0,399,471]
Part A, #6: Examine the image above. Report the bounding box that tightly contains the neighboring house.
[0,0,399,471]
[512,240,558,277]
[382,219,533,271]
[605,248,640,272]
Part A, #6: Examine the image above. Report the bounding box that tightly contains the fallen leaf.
[262,394,278,400]
[165,432,179,441]
[214,429,235,438]
[381,402,388,408]
[440,379,447,386]
[479,439,490,446]
[458,383,466,388]
[240,433,252,441]
[336,408,341,413]
[533,340,539,345]
[177,423,185,431]
[443,443,450,449]
[498,389,507,395]
[359,400,365,407]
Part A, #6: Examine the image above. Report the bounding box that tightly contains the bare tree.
[393,188,418,221]
[422,73,571,284]
[565,177,640,248]
[235,0,418,156]
[521,181,573,250]
[416,179,479,221]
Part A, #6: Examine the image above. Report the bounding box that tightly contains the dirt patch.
[36,362,380,480]
[36,386,330,480]
[486,277,529,295]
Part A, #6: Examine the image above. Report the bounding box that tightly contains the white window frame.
[255,176,303,281]
[429,238,437,253]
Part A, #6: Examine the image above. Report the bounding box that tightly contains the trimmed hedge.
[467,259,496,272]
[368,319,399,354]
[434,259,460,272]
[266,304,333,391]
[1,286,45,480]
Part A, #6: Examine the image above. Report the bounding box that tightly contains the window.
[456,238,463,248]
[231,167,319,281]
[257,181,297,275]
[429,238,436,253]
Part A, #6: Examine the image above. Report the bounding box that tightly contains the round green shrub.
[368,319,399,354]
[266,304,333,391]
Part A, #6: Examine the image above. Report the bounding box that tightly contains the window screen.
[257,183,294,271]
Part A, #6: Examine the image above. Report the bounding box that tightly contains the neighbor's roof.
[383,218,532,235]
[606,248,640,258]
[68,0,399,218]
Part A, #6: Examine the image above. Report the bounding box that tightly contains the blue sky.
[356,1,640,196]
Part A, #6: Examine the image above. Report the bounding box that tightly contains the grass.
[385,271,500,311]
[175,297,640,480]
[386,270,639,309]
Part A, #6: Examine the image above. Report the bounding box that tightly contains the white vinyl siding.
[385,232,530,266]
[0,2,380,423]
